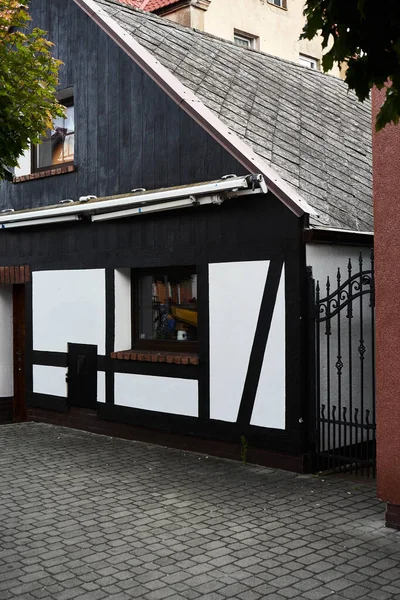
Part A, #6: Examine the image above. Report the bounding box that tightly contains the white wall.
[204,0,342,78]
[33,365,67,397]
[209,260,269,422]
[33,269,106,354]
[251,266,286,430]
[14,147,31,178]
[114,373,198,416]
[114,269,131,352]
[32,366,106,402]
[306,244,372,286]
[97,371,106,403]
[0,286,13,397]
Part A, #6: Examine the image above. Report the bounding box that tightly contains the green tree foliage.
[0,0,64,180]
[301,0,400,130]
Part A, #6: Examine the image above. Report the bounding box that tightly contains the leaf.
[0,0,62,179]
[303,0,400,129]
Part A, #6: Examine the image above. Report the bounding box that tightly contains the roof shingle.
[92,0,373,231]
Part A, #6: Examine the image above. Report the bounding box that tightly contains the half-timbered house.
[0,0,373,471]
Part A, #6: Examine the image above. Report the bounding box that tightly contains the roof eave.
[73,0,316,219]
[304,226,374,246]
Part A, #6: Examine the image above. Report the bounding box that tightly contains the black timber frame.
[15,192,309,457]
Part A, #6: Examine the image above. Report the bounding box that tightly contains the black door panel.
[67,343,97,409]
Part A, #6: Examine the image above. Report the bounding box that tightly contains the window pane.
[299,55,318,69]
[51,129,67,165]
[66,105,74,134]
[234,35,251,48]
[139,273,198,342]
[36,139,53,169]
[35,100,74,169]
[63,133,74,162]
[51,133,74,165]
[52,105,74,134]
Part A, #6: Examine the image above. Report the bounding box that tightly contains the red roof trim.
[114,0,179,11]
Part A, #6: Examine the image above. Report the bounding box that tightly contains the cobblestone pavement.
[0,423,399,600]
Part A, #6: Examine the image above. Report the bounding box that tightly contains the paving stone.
[0,423,398,600]
[293,579,321,592]
[367,592,395,600]
[342,585,373,599]
[56,589,83,600]
[301,589,333,600]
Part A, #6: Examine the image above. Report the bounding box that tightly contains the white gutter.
[92,194,223,222]
[0,176,250,225]
[1,215,80,229]
[73,0,315,219]
[307,227,374,236]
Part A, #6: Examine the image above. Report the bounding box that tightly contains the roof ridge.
[101,0,352,89]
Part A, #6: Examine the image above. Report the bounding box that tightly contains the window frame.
[131,266,198,353]
[31,97,75,174]
[299,54,319,70]
[267,0,287,8]
[233,30,259,50]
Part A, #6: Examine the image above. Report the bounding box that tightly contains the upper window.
[299,54,319,70]
[234,31,258,50]
[133,268,198,351]
[268,0,287,8]
[32,97,74,173]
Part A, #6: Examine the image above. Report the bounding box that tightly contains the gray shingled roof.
[93,0,373,231]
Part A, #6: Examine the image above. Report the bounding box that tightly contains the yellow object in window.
[171,306,198,327]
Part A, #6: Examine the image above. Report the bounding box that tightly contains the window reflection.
[139,273,198,342]
[36,102,74,169]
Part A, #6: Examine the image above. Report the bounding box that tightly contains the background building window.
[234,31,258,49]
[32,98,74,172]
[268,0,287,8]
[134,268,198,351]
[299,54,319,70]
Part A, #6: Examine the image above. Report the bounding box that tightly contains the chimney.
[155,0,211,31]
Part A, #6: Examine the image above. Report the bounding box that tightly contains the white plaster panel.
[251,266,286,429]
[97,371,106,403]
[0,285,13,397]
[114,373,198,416]
[14,147,31,178]
[209,260,269,422]
[33,270,106,354]
[114,269,131,352]
[33,365,67,397]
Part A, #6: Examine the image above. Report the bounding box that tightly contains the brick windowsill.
[111,349,199,365]
[13,164,76,183]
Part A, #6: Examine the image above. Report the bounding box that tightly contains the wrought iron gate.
[311,251,376,476]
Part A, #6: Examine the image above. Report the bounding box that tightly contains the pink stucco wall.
[373,88,400,505]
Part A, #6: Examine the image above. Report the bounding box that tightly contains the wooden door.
[13,285,26,421]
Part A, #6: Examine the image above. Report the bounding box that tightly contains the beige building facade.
[157,0,342,78]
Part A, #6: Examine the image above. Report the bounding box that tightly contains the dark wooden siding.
[0,0,245,211]
[0,194,298,270]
